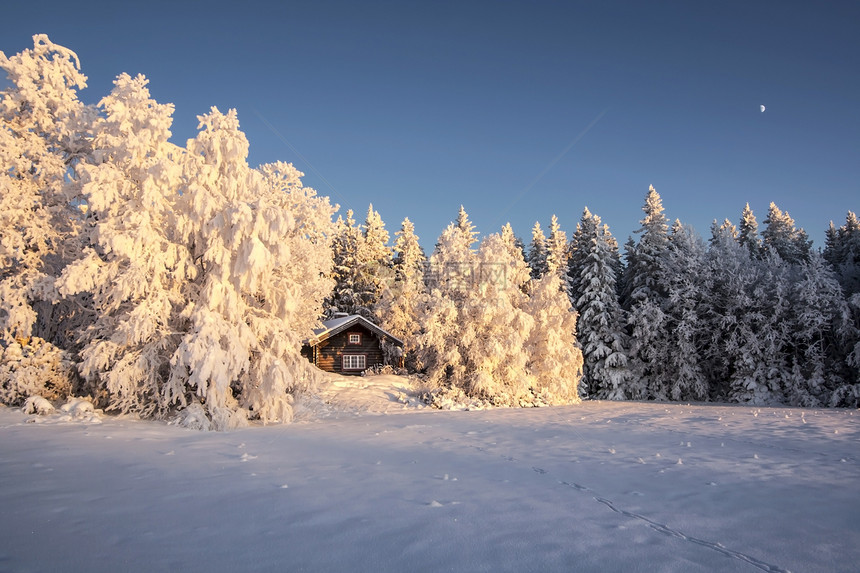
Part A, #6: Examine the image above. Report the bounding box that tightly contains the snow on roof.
[306,315,404,347]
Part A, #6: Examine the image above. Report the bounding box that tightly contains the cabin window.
[348,333,361,345]
[342,354,366,371]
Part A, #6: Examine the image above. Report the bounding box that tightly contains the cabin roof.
[306,315,404,347]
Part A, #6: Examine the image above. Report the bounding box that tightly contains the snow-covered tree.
[376,217,426,367]
[456,233,535,405]
[831,292,860,407]
[427,217,479,299]
[455,204,479,247]
[57,73,192,417]
[358,203,393,318]
[419,223,581,406]
[623,185,671,399]
[824,212,860,298]
[416,221,478,387]
[0,35,94,405]
[787,253,857,406]
[545,214,569,282]
[167,108,336,428]
[0,35,93,345]
[568,208,630,399]
[326,209,369,318]
[703,223,791,404]
[527,221,548,279]
[499,223,531,292]
[523,271,583,404]
[662,222,708,401]
[737,203,761,257]
[763,202,811,264]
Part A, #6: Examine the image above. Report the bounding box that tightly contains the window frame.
[342,354,366,371]
[347,332,362,345]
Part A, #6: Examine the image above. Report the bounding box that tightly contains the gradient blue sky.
[3,0,858,250]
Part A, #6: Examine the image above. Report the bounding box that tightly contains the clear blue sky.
[3,0,858,251]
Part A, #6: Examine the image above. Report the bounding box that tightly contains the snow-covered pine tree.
[718,218,738,240]
[623,185,671,400]
[523,272,583,404]
[568,208,630,399]
[831,292,860,407]
[737,203,761,257]
[456,233,535,405]
[455,204,480,247]
[500,223,523,264]
[416,221,478,388]
[662,221,708,401]
[393,218,425,271]
[257,161,337,338]
[823,212,860,298]
[500,222,532,293]
[568,210,596,308]
[325,209,364,317]
[357,204,393,320]
[427,207,479,299]
[168,108,336,428]
[527,221,548,279]
[376,217,427,368]
[619,236,636,300]
[545,214,569,282]
[704,223,791,404]
[762,202,811,264]
[787,253,857,406]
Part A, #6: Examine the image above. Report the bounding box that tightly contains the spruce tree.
[376,218,427,368]
[458,233,535,405]
[325,210,363,317]
[358,204,392,319]
[762,202,812,264]
[455,204,479,247]
[788,253,857,406]
[624,185,671,399]
[569,208,630,399]
[704,224,791,404]
[527,221,548,279]
[823,212,860,297]
[662,222,708,401]
[523,271,583,404]
[737,203,761,257]
[545,214,569,280]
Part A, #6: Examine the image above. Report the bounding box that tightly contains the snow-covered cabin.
[302,315,404,375]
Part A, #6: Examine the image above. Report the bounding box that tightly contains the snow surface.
[1,375,858,572]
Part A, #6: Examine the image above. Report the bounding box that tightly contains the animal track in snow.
[594,497,790,573]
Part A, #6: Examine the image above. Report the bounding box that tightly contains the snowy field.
[1,375,858,573]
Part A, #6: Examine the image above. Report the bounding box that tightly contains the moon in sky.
[760,105,766,113]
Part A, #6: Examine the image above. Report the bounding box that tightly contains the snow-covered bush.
[170,402,211,431]
[0,337,73,406]
[22,395,56,415]
[361,364,406,376]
